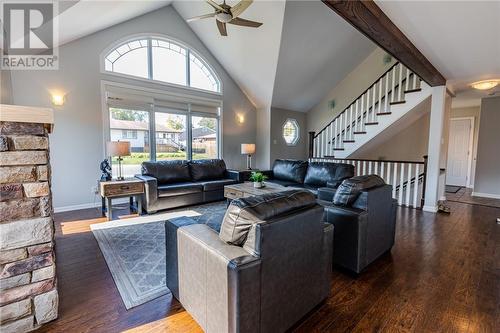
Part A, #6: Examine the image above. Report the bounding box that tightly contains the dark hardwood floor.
[36,201,500,333]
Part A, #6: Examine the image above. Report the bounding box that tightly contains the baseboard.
[54,197,129,213]
[422,205,438,213]
[471,192,500,199]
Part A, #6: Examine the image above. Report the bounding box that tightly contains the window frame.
[101,81,223,167]
[100,34,222,95]
[282,118,300,146]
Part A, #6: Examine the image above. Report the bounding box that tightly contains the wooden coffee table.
[224,181,287,200]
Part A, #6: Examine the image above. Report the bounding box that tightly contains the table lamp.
[241,143,255,170]
[106,141,130,180]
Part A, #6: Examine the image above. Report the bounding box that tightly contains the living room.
[1,1,499,332]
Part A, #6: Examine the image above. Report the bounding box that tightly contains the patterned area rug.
[90,201,227,309]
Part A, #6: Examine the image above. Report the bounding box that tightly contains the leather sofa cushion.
[304,162,354,188]
[142,160,191,184]
[219,190,316,246]
[272,159,308,184]
[265,179,301,187]
[190,159,227,181]
[333,175,385,206]
[158,182,202,198]
[200,179,238,191]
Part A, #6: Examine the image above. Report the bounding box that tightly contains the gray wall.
[270,107,307,162]
[9,5,256,210]
[352,112,430,162]
[1,67,13,104]
[474,96,500,196]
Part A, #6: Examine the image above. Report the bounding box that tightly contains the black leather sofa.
[320,175,397,273]
[136,159,240,213]
[263,159,354,195]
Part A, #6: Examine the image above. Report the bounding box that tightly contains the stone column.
[0,105,57,333]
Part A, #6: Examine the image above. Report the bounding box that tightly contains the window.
[104,37,221,93]
[109,108,150,178]
[191,116,218,160]
[283,119,300,146]
[155,112,187,161]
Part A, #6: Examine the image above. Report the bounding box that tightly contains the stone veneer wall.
[0,121,58,332]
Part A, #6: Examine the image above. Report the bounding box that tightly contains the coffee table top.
[224,181,287,197]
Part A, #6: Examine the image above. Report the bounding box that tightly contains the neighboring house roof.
[179,126,216,141]
[110,118,182,133]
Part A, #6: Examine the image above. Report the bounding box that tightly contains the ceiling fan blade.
[230,0,253,18]
[187,13,216,22]
[216,20,227,36]
[228,17,262,28]
[207,0,226,12]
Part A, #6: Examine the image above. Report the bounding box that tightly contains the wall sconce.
[51,94,65,106]
[236,114,245,124]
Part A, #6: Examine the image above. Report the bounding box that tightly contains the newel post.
[421,155,428,208]
[308,131,315,158]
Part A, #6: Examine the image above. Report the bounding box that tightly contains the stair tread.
[333,148,345,151]
[343,140,355,143]
[365,122,379,125]
[353,131,367,134]
[377,112,392,115]
[390,100,406,105]
[404,88,422,93]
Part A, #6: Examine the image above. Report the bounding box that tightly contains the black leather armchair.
[324,179,397,274]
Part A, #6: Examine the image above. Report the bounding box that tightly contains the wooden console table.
[99,178,144,220]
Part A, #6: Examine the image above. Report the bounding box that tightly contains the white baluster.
[372,84,376,122]
[385,162,391,184]
[378,79,383,117]
[392,162,398,199]
[355,99,359,133]
[405,66,410,92]
[398,63,403,101]
[413,164,420,208]
[380,162,385,181]
[391,65,397,103]
[362,161,367,174]
[406,163,412,206]
[356,161,360,176]
[374,161,379,175]
[360,93,365,132]
[385,73,389,113]
[398,163,405,205]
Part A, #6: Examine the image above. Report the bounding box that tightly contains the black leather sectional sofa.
[136,159,240,213]
[263,159,355,195]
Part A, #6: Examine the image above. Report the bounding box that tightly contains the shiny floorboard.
[35,201,500,333]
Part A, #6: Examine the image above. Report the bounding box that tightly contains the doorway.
[446,117,474,187]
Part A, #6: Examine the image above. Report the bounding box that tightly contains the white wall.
[9,5,256,210]
[473,96,500,197]
[307,47,395,134]
[255,107,271,170]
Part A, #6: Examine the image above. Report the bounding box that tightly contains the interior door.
[446,118,472,186]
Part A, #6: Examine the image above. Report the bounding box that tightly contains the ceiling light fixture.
[471,79,500,90]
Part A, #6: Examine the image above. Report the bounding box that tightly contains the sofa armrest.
[317,187,337,202]
[226,169,243,182]
[261,170,273,178]
[135,174,158,208]
[177,224,261,332]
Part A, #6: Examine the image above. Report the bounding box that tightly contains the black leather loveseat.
[263,159,354,195]
[136,159,239,213]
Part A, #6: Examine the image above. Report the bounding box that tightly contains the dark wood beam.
[323,0,446,86]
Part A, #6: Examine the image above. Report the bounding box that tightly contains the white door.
[446,118,472,186]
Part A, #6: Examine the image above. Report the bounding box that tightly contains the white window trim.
[282,118,300,146]
[100,80,223,162]
[99,33,223,96]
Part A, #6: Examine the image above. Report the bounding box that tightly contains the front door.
[446,118,472,186]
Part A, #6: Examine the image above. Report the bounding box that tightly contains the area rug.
[445,185,462,193]
[90,201,227,309]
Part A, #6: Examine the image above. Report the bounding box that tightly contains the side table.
[99,178,144,221]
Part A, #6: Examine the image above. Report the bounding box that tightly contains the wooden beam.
[323,0,446,87]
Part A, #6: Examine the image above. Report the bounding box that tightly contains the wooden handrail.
[315,61,400,138]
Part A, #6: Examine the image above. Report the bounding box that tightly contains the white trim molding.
[423,205,438,213]
[471,192,500,199]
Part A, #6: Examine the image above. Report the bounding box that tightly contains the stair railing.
[310,156,427,209]
[310,62,422,159]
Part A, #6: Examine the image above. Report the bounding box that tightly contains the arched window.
[104,37,221,93]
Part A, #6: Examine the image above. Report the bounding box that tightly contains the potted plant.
[249,171,268,188]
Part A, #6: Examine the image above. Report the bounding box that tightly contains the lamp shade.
[241,143,255,155]
[107,141,131,157]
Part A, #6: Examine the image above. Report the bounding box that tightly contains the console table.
[99,178,144,220]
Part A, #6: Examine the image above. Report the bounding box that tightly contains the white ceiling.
[57,0,172,46]
[376,0,500,106]
[173,0,286,109]
[271,1,375,112]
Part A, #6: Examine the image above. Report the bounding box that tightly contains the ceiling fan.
[187,0,263,36]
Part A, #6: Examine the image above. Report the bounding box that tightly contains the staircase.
[310,62,432,159]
